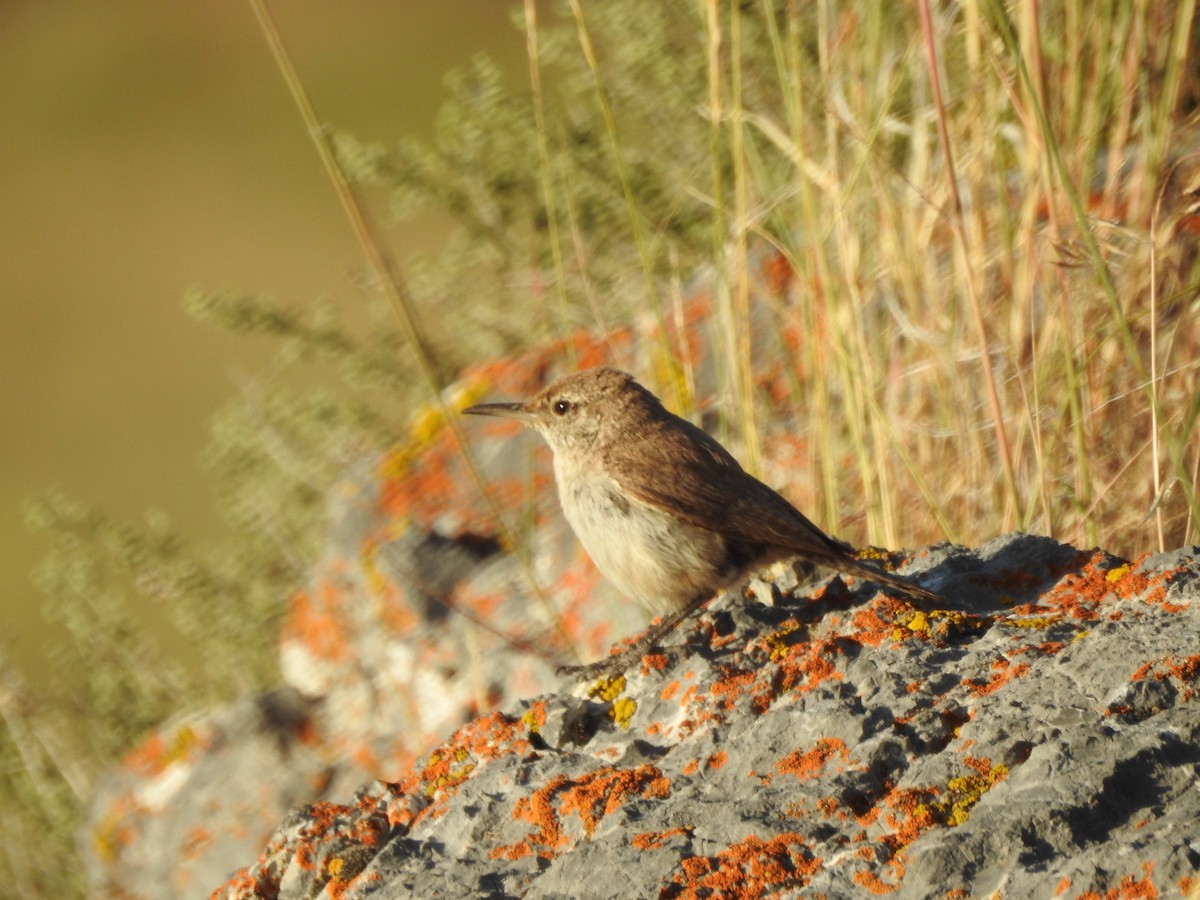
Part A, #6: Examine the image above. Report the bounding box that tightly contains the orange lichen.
[632,826,692,850]
[492,774,571,860]
[521,700,547,733]
[1166,654,1200,684]
[753,637,845,711]
[776,738,851,781]
[710,670,758,710]
[641,653,671,672]
[1131,654,1200,700]
[1013,550,1119,620]
[212,793,392,898]
[880,787,939,845]
[282,581,353,662]
[963,658,1031,696]
[852,869,898,895]
[1131,661,1156,681]
[1105,558,1152,600]
[121,722,208,777]
[179,826,214,862]
[706,751,728,771]
[222,871,270,897]
[559,765,672,837]
[850,603,906,647]
[962,756,992,777]
[1072,861,1158,899]
[817,796,841,819]
[387,711,535,829]
[666,832,821,898]
[494,764,672,859]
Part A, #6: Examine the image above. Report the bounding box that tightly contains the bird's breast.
[553,462,735,614]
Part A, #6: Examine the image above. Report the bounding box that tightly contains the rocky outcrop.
[214,534,1200,898]
[80,286,809,898]
[79,284,1200,897]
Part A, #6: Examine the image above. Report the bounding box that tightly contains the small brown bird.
[465,367,940,675]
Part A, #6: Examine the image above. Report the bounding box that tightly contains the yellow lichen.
[427,762,476,794]
[448,377,493,414]
[856,546,892,564]
[164,725,200,766]
[893,608,984,642]
[610,697,638,729]
[762,620,803,660]
[92,813,125,864]
[588,675,637,728]
[1105,564,1132,582]
[932,764,1009,827]
[409,404,445,446]
[588,675,627,703]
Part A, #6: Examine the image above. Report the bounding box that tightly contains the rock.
[82,287,799,898]
[83,688,329,899]
[213,534,1200,898]
[79,280,1200,897]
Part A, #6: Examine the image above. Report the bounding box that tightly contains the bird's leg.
[558,590,713,679]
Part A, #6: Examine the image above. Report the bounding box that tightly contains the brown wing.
[601,414,851,561]
[600,411,944,605]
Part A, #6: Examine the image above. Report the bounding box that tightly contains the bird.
[464,367,941,675]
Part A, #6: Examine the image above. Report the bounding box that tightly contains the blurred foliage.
[5,0,1200,895]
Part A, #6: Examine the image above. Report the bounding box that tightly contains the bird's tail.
[828,556,943,605]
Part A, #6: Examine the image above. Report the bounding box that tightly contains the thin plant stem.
[248,0,577,661]
[917,0,1020,526]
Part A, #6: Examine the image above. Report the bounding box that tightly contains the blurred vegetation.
[4,0,1199,894]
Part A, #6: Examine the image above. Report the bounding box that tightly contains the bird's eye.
[553,399,572,416]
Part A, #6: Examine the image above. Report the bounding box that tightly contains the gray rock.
[82,688,331,899]
[214,535,1200,898]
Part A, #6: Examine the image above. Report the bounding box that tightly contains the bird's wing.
[603,416,850,559]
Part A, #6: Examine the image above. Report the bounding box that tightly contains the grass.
[4,0,1199,895]
[395,0,1198,557]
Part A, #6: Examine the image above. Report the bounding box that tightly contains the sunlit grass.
[513,0,1199,557]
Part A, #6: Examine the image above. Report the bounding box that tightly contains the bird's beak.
[462,401,535,422]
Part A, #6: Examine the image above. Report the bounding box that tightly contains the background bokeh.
[0,2,526,676]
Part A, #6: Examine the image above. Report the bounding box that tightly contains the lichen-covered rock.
[84,279,820,898]
[79,266,1200,897]
[214,534,1200,898]
[82,689,328,899]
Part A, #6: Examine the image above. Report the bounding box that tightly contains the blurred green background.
[0,2,525,677]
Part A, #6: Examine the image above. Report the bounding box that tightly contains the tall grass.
[500,0,1198,556]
